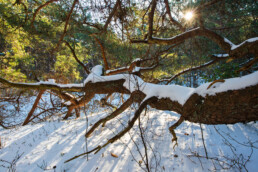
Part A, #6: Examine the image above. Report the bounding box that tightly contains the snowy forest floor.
[0,103,258,172]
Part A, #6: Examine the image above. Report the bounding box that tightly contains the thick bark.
[182,85,258,124]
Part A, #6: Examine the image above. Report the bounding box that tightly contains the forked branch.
[86,93,135,137]
[66,96,157,162]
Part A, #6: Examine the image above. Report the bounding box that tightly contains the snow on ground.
[0,109,258,172]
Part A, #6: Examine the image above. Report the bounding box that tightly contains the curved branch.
[86,93,135,137]
[56,0,78,50]
[163,54,229,84]
[131,27,258,58]
[64,40,90,74]
[31,0,59,27]
[20,2,28,25]
[23,90,45,125]
[164,0,185,31]
[133,27,232,51]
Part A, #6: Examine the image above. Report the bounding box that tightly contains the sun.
[184,11,194,21]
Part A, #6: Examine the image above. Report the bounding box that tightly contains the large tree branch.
[1,67,257,125]
[131,27,258,58]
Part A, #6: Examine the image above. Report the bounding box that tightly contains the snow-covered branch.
[131,27,258,59]
[1,65,258,124]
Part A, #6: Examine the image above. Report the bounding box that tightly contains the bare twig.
[199,123,208,159]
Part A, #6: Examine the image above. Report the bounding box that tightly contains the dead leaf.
[226,58,234,63]
[111,153,118,158]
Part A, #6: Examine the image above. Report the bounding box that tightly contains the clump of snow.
[195,71,258,97]
[106,67,128,74]
[132,66,141,72]
[48,79,56,83]
[132,58,141,63]
[213,54,229,58]
[91,65,103,76]
[224,38,235,47]
[224,37,258,51]
[231,37,258,50]
[38,81,56,85]
[64,101,71,106]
